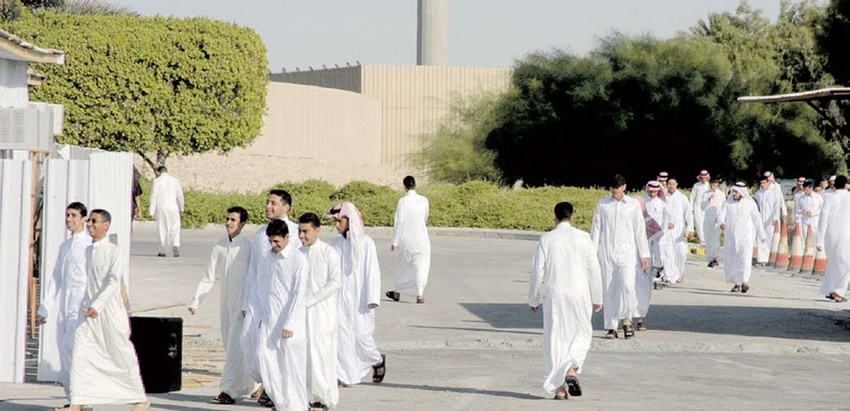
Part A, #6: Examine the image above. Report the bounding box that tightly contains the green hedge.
[139,178,616,232]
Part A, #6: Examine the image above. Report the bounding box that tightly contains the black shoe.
[741,283,750,293]
[730,284,741,292]
[565,375,582,397]
[623,324,634,339]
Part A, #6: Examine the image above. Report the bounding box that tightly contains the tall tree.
[8,12,268,172]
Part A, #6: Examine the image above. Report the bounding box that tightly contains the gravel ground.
[135,150,423,193]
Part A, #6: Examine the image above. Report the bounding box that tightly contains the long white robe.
[69,238,146,405]
[37,230,91,396]
[149,172,184,254]
[817,190,850,296]
[718,196,766,283]
[636,195,672,318]
[755,183,785,263]
[391,189,431,297]
[241,216,302,382]
[256,245,309,411]
[702,188,725,261]
[794,192,823,244]
[665,190,693,282]
[689,181,710,246]
[333,233,383,385]
[188,234,253,398]
[590,195,649,330]
[302,239,342,408]
[528,221,602,394]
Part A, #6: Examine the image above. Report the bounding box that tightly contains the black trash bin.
[129,316,182,393]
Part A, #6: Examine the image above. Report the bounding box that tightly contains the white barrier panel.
[36,158,89,382]
[0,159,33,383]
[87,151,133,293]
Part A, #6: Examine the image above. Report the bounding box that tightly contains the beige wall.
[247,82,382,164]
[360,65,512,166]
[267,65,513,166]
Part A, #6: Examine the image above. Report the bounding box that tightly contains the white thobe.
[755,183,786,263]
[256,246,309,411]
[636,196,672,317]
[590,195,649,330]
[665,190,693,282]
[689,181,710,246]
[69,238,146,405]
[241,217,302,382]
[528,222,602,394]
[817,190,850,296]
[333,234,383,385]
[718,198,766,283]
[794,192,823,244]
[149,172,184,254]
[702,188,725,261]
[301,240,342,408]
[391,189,431,297]
[37,230,92,396]
[188,234,253,398]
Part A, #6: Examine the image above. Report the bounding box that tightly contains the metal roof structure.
[0,28,65,65]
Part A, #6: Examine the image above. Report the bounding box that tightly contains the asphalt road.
[3,222,850,411]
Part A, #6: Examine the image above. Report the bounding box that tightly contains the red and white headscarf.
[326,202,367,290]
[645,180,667,202]
[762,171,775,183]
[698,169,710,181]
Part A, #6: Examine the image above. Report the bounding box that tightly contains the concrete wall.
[268,65,513,167]
[246,82,382,164]
[360,65,511,166]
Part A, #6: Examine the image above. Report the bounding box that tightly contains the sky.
[105,0,784,72]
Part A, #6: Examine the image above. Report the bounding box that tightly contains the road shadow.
[461,303,850,342]
[377,382,536,401]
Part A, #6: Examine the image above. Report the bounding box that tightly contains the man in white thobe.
[817,175,850,302]
[188,207,254,404]
[718,184,766,293]
[689,170,711,246]
[590,174,649,339]
[387,175,431,304]
[634,181,672,331]
[823,175,837,201]
[702,179,725,267]
[298,213,342,411]
[38,202,92,402]
[529,202,602,400]
[256,220,309,411]
[755,171,786,267]
[64,209,149,411]
[149,165,184,257]
[794,180,823,249]
[665,176,694,282]
[326,202,386,385]
[241,189,302,407]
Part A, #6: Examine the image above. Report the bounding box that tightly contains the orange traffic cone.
[800,225,815,273]
[768,220,780,267]
[788,224,803,272]
[774,219,790,269]
[813,245,827,275]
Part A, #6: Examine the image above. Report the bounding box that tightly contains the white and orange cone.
[774,219,790,270]
[800,225,815,273]
[768,220,780,267]
[788,224,803,272]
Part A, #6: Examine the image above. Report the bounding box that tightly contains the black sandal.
[623,324,634,339]
[385,291,400,302]
[637,321,646,331]
[565,375,582,397]
[213,392,235,404]
[605,329,618,339]
[372,354,386,383]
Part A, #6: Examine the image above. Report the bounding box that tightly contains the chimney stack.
[417,0,448,66]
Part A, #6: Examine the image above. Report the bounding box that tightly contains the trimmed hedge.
[139,178,624,233]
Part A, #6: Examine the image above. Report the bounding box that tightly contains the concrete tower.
[417,0,448,66]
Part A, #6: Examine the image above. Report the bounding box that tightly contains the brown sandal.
[372,354,386,383]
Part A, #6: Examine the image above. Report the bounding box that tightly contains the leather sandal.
[385,291,400,302]
[213,392,235,404]
[623,324,634,339]
[565,375,582,396]
[605,329,618,339]
[372,353,386,383]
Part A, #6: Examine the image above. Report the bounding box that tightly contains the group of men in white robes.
[149,165,184,257]
[386,176,431,304]
[817,175,850,303]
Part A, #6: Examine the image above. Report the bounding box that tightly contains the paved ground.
[3,222,850,410]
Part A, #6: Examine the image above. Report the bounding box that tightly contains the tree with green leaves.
[413,92,503,184]
[6,11,268,172]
